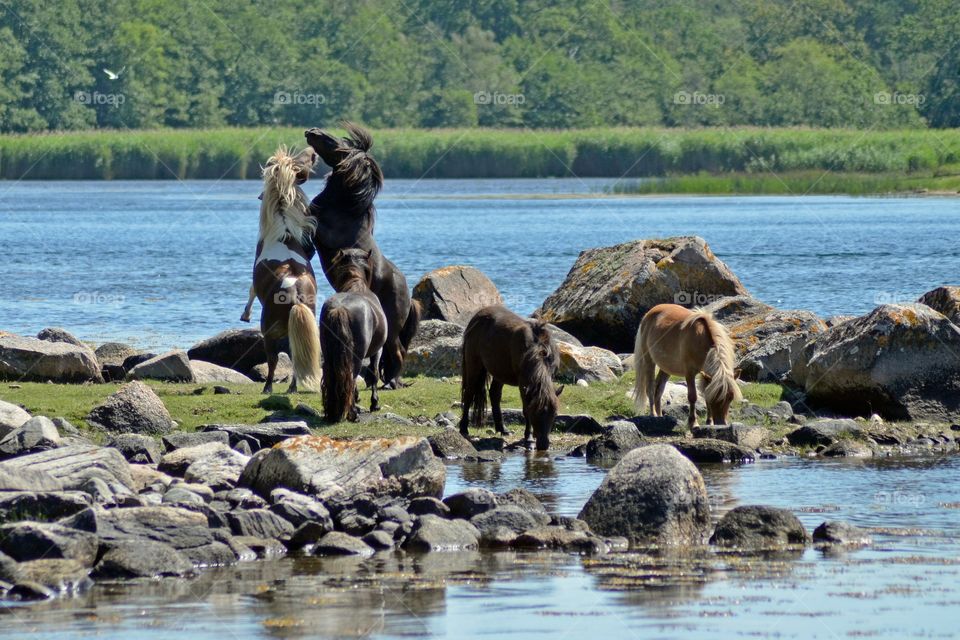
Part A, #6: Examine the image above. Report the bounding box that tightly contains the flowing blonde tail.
[288,303,322,393]
[697,313,742,406]
[632,323,651,412]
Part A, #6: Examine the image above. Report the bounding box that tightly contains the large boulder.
[538,237,748,352]
[579,444,711,546]
[86,381,175,435]
[94,342,139,367]
[412,266,503,326]
[731,310,827,382]
[0,400,31,439]
[96,506,235,567]
[709,505,810,548]
[0,445,134,491]
[126,350,194,382]
[187,328,266,375]
[556,342,622,383]
[0,335,102,383]
[917,286,960,325]
[790,303,960,420]
[239,436,446,502]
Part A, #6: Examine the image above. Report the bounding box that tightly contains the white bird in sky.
[103,67,125,80]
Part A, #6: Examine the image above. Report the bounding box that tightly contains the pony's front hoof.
[370,401,380,412]
[240,313,251,323]
[261,386,273,395]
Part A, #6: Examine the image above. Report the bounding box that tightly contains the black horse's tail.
[320,306,355,422]
[399,299,422,356]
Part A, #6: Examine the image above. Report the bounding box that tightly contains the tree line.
[1,0,957,133]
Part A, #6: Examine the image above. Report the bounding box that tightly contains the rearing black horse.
[305,123,419,388]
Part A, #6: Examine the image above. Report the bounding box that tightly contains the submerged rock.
[579,444,711,546]
[672,438,755,464]
[709,505,810,548]
[812,520,873,546]
[403,515,480,552]
[313,531,374,557]
[93,539,193,578]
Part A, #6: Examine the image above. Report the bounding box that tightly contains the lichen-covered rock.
[556,342,622,383]
[709,505,810,548]
[126,350,194,382]
[403,336,461,378]
[0,334,102,383]
[183,446,250,489]
[538,237,748,352]
[239,436,445,502]
[731,310,827,382]
[86,381,175,436]
[790,303,960,420]
[413,266,503,326]
[701,296,775,327]
[917,286,960,325]
[579,444,711,547]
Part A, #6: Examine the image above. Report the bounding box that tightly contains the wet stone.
[443,488,497,519]
[408,496,450,518]
[313,531,374,557]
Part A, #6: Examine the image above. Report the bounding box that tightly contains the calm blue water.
[1,179,958,350]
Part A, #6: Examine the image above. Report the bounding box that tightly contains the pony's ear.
[555,385,564,398]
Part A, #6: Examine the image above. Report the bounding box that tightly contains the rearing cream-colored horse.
[632,303,741,428]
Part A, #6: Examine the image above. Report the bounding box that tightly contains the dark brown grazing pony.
[305,123,420,389]
[319,248,387,422]
[249,146,322,394]
[459,305,563,451]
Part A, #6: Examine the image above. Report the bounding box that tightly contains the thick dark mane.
[312,123,383,219]
[522,321,560,419]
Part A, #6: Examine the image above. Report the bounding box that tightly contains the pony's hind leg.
[646,364,660,416]
[368,349,382,412]
[653,370,670,417]
[241,285,256,322]
[262,335,279,395]
[685,373,699,429]
[489,379,507,436]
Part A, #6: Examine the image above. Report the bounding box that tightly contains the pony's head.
[304,122,383,215]
[699,316,742,425]
[327,248,373,291]
[259,146,318,245]
[523,321,563,451]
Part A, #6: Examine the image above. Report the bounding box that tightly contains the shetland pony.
[305,123,420,389]
[319,248,387,422]
[459,305,563,451]
[248,146,322,394]
[632,303,741,428]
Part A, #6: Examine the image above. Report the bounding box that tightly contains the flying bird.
[103,67,125,80]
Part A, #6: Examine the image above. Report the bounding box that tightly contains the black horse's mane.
[311,122,383,220]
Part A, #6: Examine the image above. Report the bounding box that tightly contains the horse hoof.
[240,315,250,323]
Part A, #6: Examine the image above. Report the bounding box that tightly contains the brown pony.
[459,305,563,451]
[248,146,322,394]
[632,303,741,428]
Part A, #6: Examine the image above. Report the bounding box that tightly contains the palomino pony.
[248,146,322,394]
[305,123,420,389]
[459,305,563,451]
[632,303,741,428]
[318,248,387,422]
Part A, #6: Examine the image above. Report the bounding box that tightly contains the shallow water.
[2,179,959,350]
[3,453,958,639]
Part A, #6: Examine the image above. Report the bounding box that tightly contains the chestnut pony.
[632,303,740,428]
[459,305,563,451]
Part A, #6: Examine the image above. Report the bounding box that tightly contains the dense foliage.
[1,0,957,133]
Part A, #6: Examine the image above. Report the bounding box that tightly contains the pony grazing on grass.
[319,248,387,422]
[459,305,563,451]
[246,146,322,394]
[305,123,420,389]
[632,303,741,429]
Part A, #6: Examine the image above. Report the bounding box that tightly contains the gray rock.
[408,496,450,518]
[287,521,331,550]
[409,320,465,349]
[403,336,461,378]
[200,422,311,451]
[127,350,194,382]
[106,433,162,464]
[626,415,681,437]
[701,296,775,327]
[249,352,293,383]
[96,506,233,567]
[917,286,960,325]
[691,424,768,450]
[428,429,478,459]
[0,491,91,524]
[443,488,497,519]
[162,486,207,508]
[226,509,295,540]
[731,310,827,382]
[710,505,810,548]
[86,381,175,435]
[234,536,287,559]
[672,439,755,464]
[94,342,139,367]
[0,416,61,459]
[190,360,255,384]
[554,414,605,435]
[0,334,102,383]
[13,558,92,595]
[786,419,861,447]
[313,531,374,556]
[812,520,873,546]
[0,522,98,566]
[183,447,250,490]
[412,266,503,326]
[80,477,140,508]
[268,489,333,529]
[512,526,604,553]
[362,529,395,550]
[0,445,133,491]
[0,464,63,492]
[403,515,480,552]
[585,422,644,463]
[495,488,550,524]
[162,431,230,452]
[159,441,235,477]
[579,444,711,547]
[187,328,265,375]
[36,327,85,347]
[93,539,193,578]
[239,435,445,502]
[0,400,30,439]
[538,236,748,352]
[556,342,621,383]
[820,441,874,458]
[470,506,540,536]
